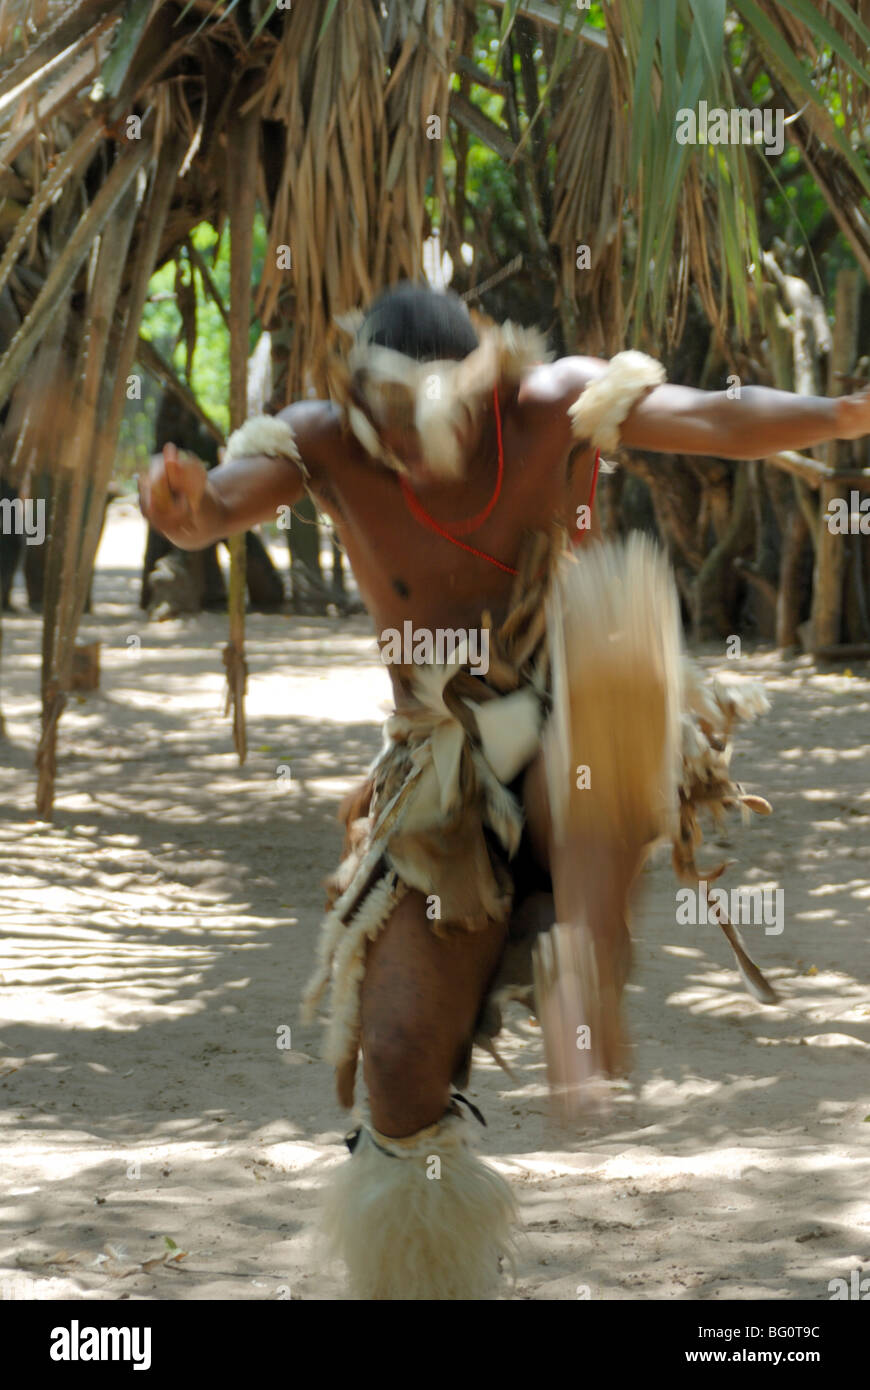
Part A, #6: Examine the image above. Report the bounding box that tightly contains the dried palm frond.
[257,0,461,401]
[0,126,148,407]
[549,42,626,354]
[486,0,868,347]
[0,1,120,98]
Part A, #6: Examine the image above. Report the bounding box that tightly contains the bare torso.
[302,379,596,700]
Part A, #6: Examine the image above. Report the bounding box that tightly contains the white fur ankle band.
[363,1118,446,1158]
[323,1110,517,1299]
[569,350,666,452]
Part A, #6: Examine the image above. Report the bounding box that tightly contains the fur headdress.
[325,315,549,478]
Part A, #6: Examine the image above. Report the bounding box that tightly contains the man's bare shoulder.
[517,355,609,412]
[272,398,346,471]
[270,398,376,515]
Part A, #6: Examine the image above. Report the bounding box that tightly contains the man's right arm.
[138,399,334,549]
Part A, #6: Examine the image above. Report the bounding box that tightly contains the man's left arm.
[619,379,870,459]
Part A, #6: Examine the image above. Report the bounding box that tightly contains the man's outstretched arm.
[535,356,870,460]
[138,399,334,548]
[620,379,870,459]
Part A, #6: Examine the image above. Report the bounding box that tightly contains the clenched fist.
[138,443,208,542]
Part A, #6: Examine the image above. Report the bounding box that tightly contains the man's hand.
[836,385,870,441]
[138,443,208,542]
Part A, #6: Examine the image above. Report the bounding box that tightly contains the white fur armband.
[569,350,666,452]
[224,415,308,476]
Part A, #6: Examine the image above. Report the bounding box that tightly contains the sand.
[1,500,868,1301]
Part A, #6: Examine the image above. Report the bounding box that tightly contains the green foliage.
[117,212,268,477]
[454,0,867,344]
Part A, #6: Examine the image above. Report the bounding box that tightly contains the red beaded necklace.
[399,386,518,575]
[399,386,601,574]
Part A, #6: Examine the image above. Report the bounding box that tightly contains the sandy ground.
[0,499,868,1302]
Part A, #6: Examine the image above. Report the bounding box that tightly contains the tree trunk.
[286,495,324,602]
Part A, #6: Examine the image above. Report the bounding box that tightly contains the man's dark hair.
[359,281,479,362]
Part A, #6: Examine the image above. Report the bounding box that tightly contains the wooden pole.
[33,128,181,818]
[224,77,262,765]
[761,275,809,650]
[36,166,144,819]
[810,270,859,653]
[71,130,187,638]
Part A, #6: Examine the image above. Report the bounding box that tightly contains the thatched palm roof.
[0,0,867,814]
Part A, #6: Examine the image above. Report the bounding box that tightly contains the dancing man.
[139,282,870,1299]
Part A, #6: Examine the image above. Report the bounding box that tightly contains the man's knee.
[363,1017,442,1091]
[358,892,508,1134]
[362,1017,453,1136]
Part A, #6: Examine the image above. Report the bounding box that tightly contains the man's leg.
[360,889,508,1134]
[521,536,682,1110]
[323,890,517,1300]
[523,749,645,1099]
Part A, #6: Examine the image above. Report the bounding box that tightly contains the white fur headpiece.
[327,321,549,479]
[569,350,666,452]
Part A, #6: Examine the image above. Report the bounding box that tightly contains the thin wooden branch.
[487,0,606,48]
[811,269,860,652]
[185,234,231,333]
[762,450,870,490]
[454,56,510,93]
[56,175,143,689]
[448,91,516,162]
[460,252,523,303]
[136,336,224,446]
[764,450,829,488]
[34,163,146,818]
